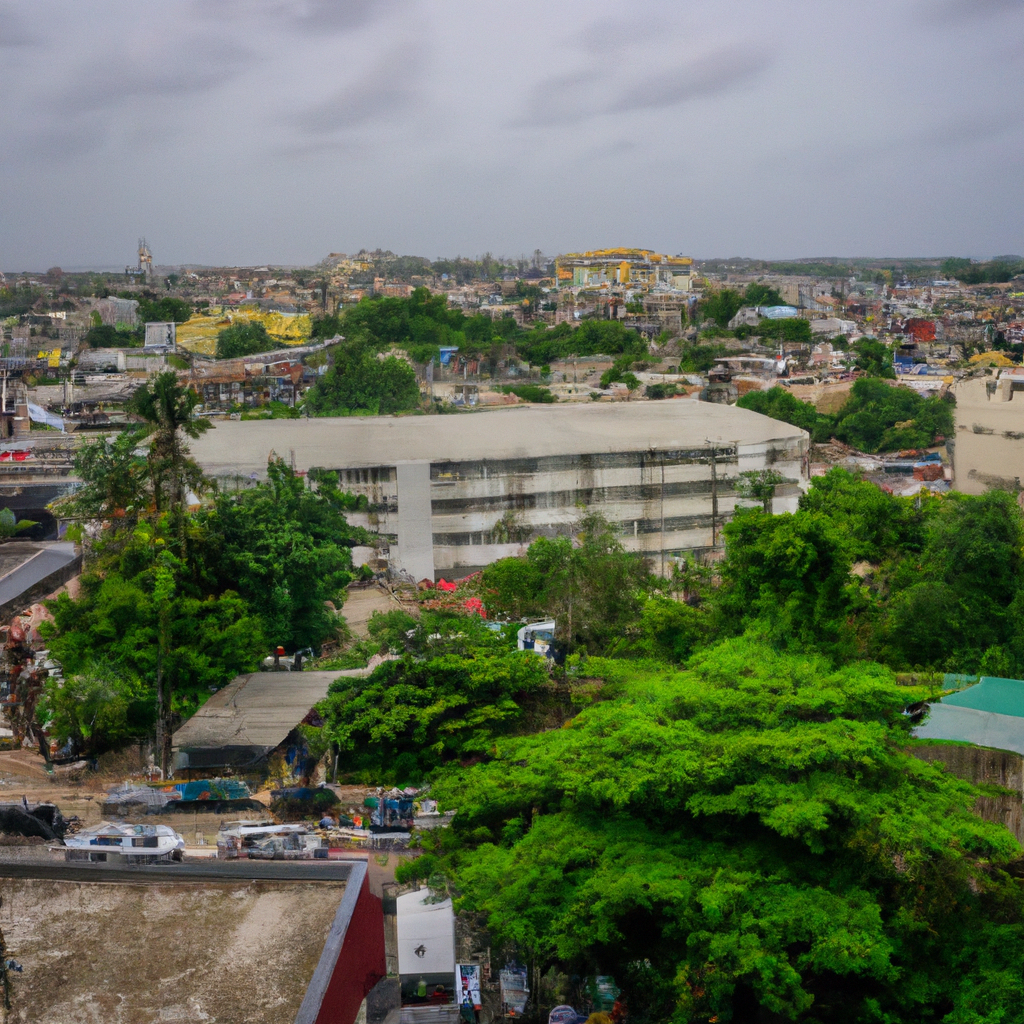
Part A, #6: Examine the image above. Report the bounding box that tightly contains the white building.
[191,402,809,581]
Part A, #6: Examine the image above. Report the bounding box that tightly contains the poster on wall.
[499,965,529,1014]
[457,964,482,1010]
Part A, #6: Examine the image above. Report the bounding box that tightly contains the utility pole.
[706,440,719,548]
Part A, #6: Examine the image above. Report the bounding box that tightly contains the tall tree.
[128,371,210,526]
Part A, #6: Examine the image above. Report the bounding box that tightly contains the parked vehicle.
[64,822,185,863]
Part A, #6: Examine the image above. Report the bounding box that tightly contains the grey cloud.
[606,46,772,114]
[19,121,102,161]
[274,0,397,34]
[293,42,424,136]
[575,5,679,55]
[921,0,1021,22]
[917,108,1024,147]
[0,2,35,46]
[56,37,252,118]
[195,0,396,35]
[515,44,772,127]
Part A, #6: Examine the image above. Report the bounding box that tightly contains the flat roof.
[0,860,360,1024]
[190,401,807,476]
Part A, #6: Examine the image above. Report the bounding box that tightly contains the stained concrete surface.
[0,874,347,1023]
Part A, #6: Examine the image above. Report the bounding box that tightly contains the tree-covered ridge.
[737,378,954,452]
[403,640,1024,1023]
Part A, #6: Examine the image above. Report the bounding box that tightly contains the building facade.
[555,249,693,292]
[191,403,809,581]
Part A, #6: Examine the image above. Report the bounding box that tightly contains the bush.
[216,321,276,359]
[498,384,556,403]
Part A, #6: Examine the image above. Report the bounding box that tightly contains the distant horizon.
[4,252,1022,277]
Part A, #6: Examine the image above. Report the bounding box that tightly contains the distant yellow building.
[556,248,693,292]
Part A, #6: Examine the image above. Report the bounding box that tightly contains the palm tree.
[128,371,210,524]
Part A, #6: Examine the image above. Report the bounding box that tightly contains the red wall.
[315,871,387,1024]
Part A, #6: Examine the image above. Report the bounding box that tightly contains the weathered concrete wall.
[911,742,1024,843]
[953,376,1024,494]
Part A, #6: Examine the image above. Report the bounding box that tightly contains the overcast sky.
[1,0,1022,269]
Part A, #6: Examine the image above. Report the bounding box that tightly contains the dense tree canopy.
[216,320,276,359]
[305,343,421,416]
[738,379,954,453]
[737,387,832,441]
[406,640,1024,1023]
[199,458,366,650]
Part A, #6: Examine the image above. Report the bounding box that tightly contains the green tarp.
[940,677,1024,719]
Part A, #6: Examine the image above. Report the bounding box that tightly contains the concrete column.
[395,461,435,583]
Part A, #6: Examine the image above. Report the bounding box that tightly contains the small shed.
[172,669,368,773]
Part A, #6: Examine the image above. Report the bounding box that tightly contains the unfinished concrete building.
[192,403,809,582]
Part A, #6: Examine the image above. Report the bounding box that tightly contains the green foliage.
[42,539,266,721]
[497,383,556,403]
[215,321,276,359]
[736,386,833,442]
[744,282,785,307]
[39,666,155,756]
[421,640,1024,1023]
[137,296,192,324]
[523,513,653,654]
[739,380,954,454]
[481,558,545,619]
[643,382,678,400]
[606,595,709,663]
[797,468,925,562]
[942,256,1024,284]
[700,288,743,328]
[752,317,812,344]
[677,343,726,373]
[128,372,210,521]
[49,430,150,524]
[200,457,364,650]
[879,490,1024,672]
[318,648,550,784]
[735,468,786,513]
[85,323,140,348]
[718,471,1024,675]
[0,507,36,540]
[718,509,860,658]
[305,343,420,416]
[832,377,953,452]
[310,312,343,339]
[850,337,895,378]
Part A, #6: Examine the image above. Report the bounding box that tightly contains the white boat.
[64,821,185,863]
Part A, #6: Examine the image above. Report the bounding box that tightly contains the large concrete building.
[193,401,806,581]
[191,402,809,582]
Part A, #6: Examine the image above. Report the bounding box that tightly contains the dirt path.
[342,584,417,637]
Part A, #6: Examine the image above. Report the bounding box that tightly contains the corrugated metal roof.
[172,670,368,756]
